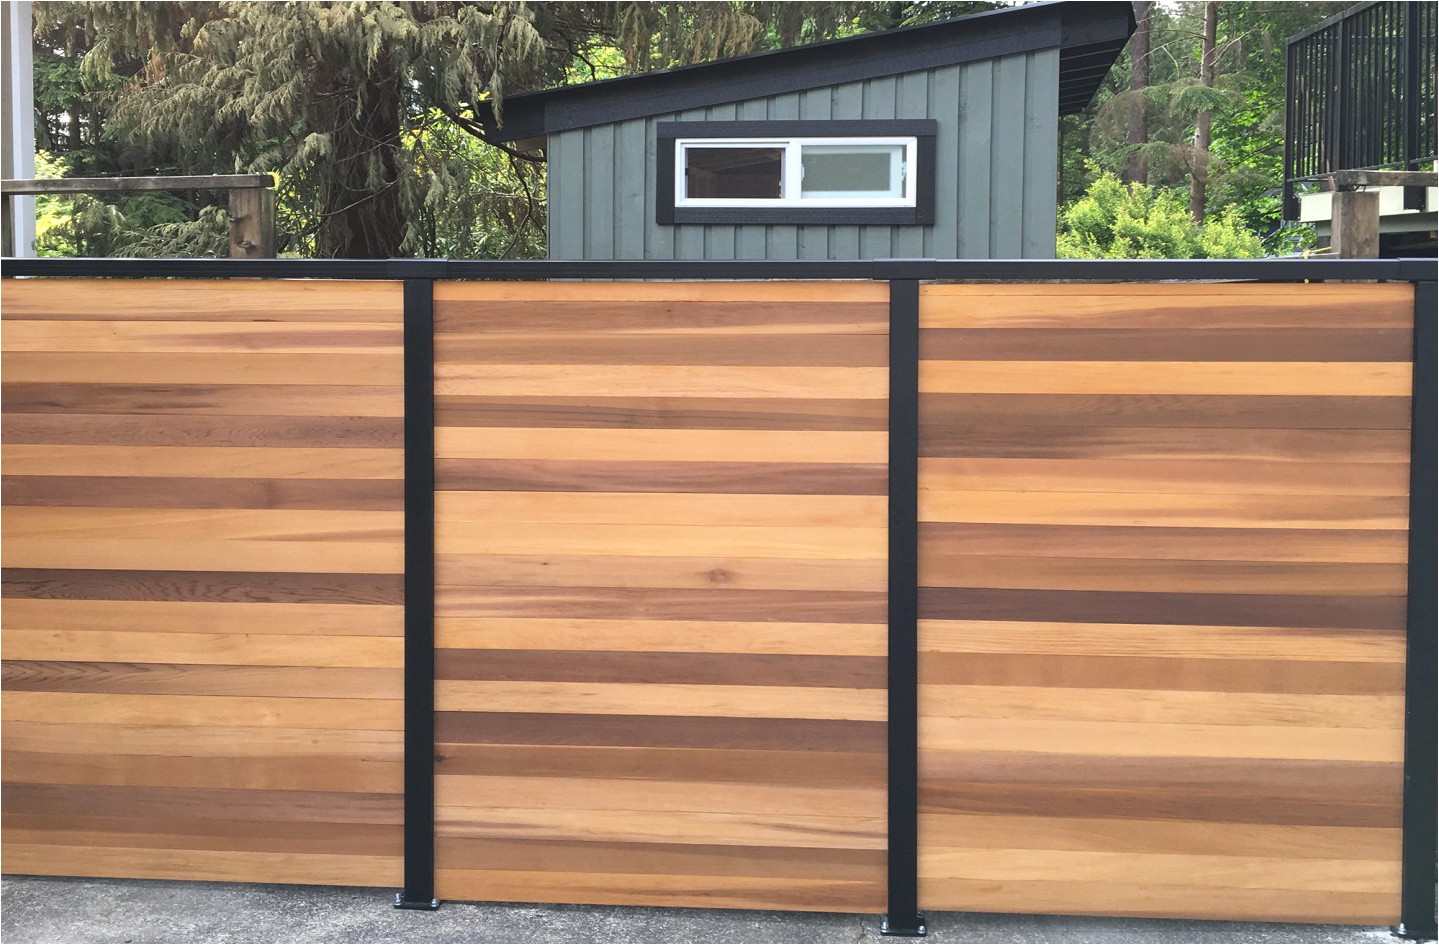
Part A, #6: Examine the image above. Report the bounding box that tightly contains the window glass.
[800,144,903,198]
[684,147,783,199]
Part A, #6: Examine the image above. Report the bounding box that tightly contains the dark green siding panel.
[547,48,1061,260]
[1022,51,1061,258]
[958,59,994,258]
[989,55,1027,258]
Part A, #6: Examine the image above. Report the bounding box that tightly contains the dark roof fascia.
[485,2,1133,143]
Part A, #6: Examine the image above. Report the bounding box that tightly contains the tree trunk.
[313,62,408,259]
[1189,1,1217,223]
[1124,1,1151,184]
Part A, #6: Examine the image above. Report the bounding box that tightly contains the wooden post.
[228,187,276,258]
[1330,189,1379,258]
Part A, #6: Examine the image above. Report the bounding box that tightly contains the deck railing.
[1283,0,1437,219]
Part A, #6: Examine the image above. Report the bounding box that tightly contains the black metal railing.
[1284,0,1437,219]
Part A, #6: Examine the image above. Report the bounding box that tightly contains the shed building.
[484,1,1135,260]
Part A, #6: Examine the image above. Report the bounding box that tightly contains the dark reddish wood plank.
[917,586,1407,630]
[922,394,1412,431]
[1,383,400,416]
[3,414,402,448]
[434,300,886,334]
[919,652,1403,694]
[920,328,1412,362]
[433,743,884,784]
[436,836,883,879]
[437,459,888,495]
[436,333,887,366]
[1,569,404,605]
[435,650,886,689]
[436,397,887,431]
[920,425,1409,461]
[436,586,886,622]
[435,712,885,752]
[918,522,1409,563]
[1,783,401,824]
[1,476,402,510]
[1,661,401,699]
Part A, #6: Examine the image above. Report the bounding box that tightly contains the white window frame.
[674,136,918,208]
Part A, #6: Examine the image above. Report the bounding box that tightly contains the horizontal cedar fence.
[914,283,1413,924]
[0,259,1432,938]
[430,280,891,911]
[2,278,407,886]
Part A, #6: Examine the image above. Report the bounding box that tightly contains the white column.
[2,0,36,257]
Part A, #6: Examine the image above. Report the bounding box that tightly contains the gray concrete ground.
[0,875,1404,945]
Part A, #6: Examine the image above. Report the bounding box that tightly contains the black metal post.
[1398,280,1437,941]
[882,279,925,938]
[395,278,440,911]
[1403,2,1427,211]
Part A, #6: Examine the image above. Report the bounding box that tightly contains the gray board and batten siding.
[546,50,1061,261]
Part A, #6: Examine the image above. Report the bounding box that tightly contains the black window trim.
[657,120,938,226]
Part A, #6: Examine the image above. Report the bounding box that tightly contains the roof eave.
[485,1,1133,143]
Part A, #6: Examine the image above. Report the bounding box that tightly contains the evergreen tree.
[37,1,879,258]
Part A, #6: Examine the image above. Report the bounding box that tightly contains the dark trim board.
[1398,280,1437,941]
[479,1,1135,142]
[4,256,1434,282]
[656,121,938,227]
[883,280,924,937]
[396,278,439,911]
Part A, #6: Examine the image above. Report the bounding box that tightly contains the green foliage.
[1057,171,1265,259]
[34,1,877,258]
[1077,1,1350,243]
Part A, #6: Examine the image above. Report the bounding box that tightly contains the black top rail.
[0,256,1434,282]
[1284,0,1438,220]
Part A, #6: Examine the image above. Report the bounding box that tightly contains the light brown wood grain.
[437,364,886,399]
[434,806,886,849]
[917,684,1402,728]
[435,681,886,721]
[436,427,886,463]
[3,445,404,478]
[1,278,403,322]
[435,775,882,818]
[435,522,887,559]
[918,489,1409,529]
[434,868,885,912]
[918,457,1412,497]
[437,491,886,526]
[434,280,889,303]
[2,352,403,386]
[2,506,402,540]
[3,629,402,667]
[435,618,887,656]
[437,554,886,592]
[1,599,402,636]
[919,716,1403,762]
[918,619,1404,663]
[919,360,1411,396]
[1,538,404,573]
[2,692,403,730]
[0,844,401,887]
[917,282,1413,329]
[2,321,401,353]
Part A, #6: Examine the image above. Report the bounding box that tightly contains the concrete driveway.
[0,875,1404,944]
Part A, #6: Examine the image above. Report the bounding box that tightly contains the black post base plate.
[1395,922,1437,942]
[881,913,927,937]
[393,893,440,911]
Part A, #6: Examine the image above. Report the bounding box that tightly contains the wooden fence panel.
[431,280,890,911]
[915,282,1413,924]
[1,278,406,887]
